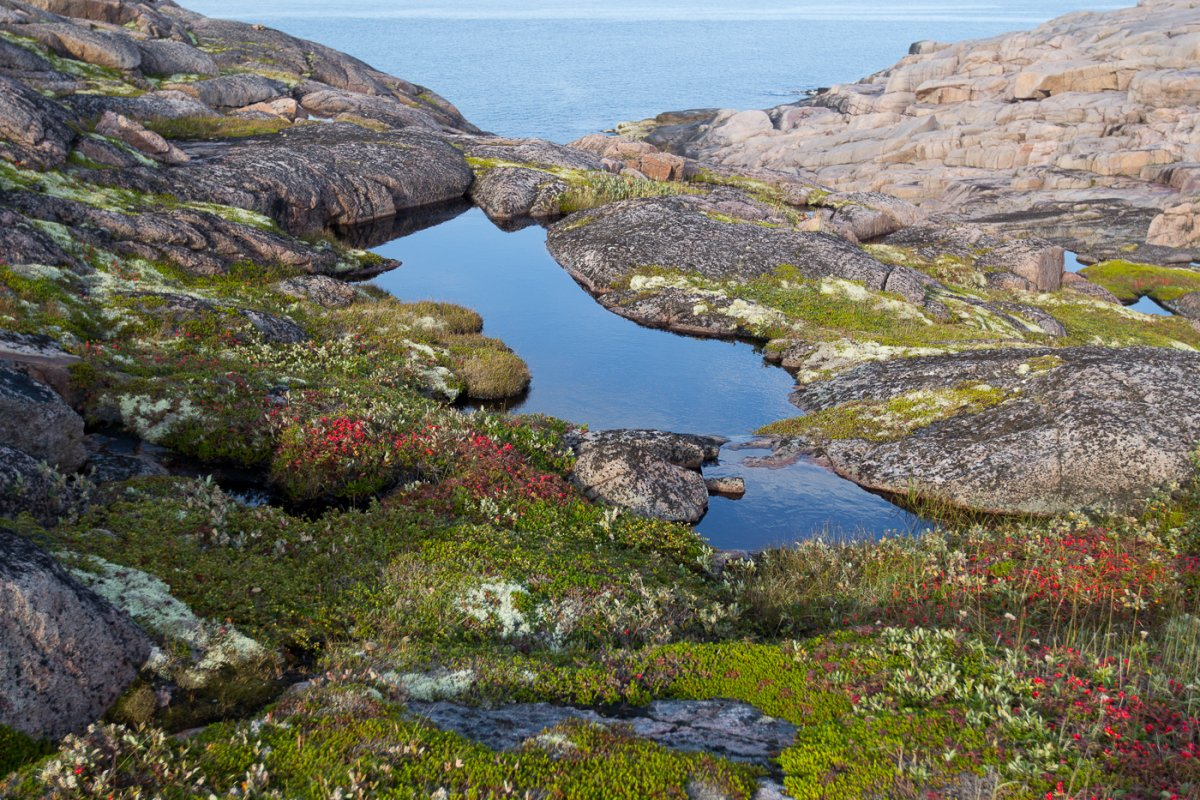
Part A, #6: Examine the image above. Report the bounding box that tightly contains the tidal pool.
[371,208,929,551]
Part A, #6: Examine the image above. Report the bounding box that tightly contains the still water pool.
[371,208,930,550]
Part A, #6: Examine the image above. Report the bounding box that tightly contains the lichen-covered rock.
[241,309,307,344]
[462,137,607,173]
[98,124,474,235]
[0,365,86,472]
[94,110,188,164]
[188,14,476,132]
[979,239,1064,292]
[820,191,926,242]
[134,38,218,78]
[469,166,567,221]
[546,193,943,311]
[66,89,216,122]
[24,21,141,70]
[795,346,1200,514]
[297,85,439,130]
[572,429,725,523]
[184,74,286,110]
[0,73,76,167]
[1061,271,1122,304]
[1163,291,1200,319]
[274,274,358,308]
[0,527,150,739]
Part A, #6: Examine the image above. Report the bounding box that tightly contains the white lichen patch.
[420,365,460,401]
[68,554,267,687]
[723,298,785,328]
[629,273,697,293]
[459,580,533,638]
[382,669,476,702]
[117,394,201,443]
[1015,354,1065,377]
[7,263,68,281]
[793,338,951,384]
[819,278,932,324]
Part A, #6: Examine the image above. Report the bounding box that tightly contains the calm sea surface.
[185,1,1124,546]
[187,0,1123,142]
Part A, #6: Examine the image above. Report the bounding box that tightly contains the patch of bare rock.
[792,346,1200,515]
[607,0,1200,260]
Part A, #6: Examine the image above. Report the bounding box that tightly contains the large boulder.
[794,346,1200,515]
[24,21,141,70]
[0,365,86,472]
[572,430,725,523]
[979,239,1064,292]
[0,528,151,739]
[186,74,287,110]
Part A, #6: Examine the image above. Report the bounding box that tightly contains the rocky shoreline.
[5,0,1200,797]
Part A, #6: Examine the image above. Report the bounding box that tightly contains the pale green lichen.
[759,381,1013,441]
[117,395,201,443]
[459,580,534,638]
[68,554,268,689]
[383,669,476,701]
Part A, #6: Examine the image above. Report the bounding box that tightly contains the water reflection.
[370,208,931,549]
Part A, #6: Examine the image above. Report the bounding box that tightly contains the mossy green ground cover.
[5,164,1200,799]
[1081,259,1200,304]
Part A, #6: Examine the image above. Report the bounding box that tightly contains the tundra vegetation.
[6,161,1200,800]
[4,11,1200,798]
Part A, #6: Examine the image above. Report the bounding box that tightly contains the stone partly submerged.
[0,527,151,739]
[571,429,727,523]
[616,0,1200,261]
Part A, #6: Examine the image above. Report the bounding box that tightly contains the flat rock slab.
[546,193,942,311]
[795,345,1200,515]
[410,699,796,765]
[0,527,150,738]
[98,124,474,235]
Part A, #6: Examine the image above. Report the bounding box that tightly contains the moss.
[759,381,1012,441]
[1080,259,1200,304]
[452,341,531,400]
[1035,294,1200,349]
[142,115,292,141]
[0,726,50,778]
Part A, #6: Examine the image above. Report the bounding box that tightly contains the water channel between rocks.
[371,207,930,551]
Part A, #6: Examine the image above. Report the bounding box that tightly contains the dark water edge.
[370,207,931,551]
